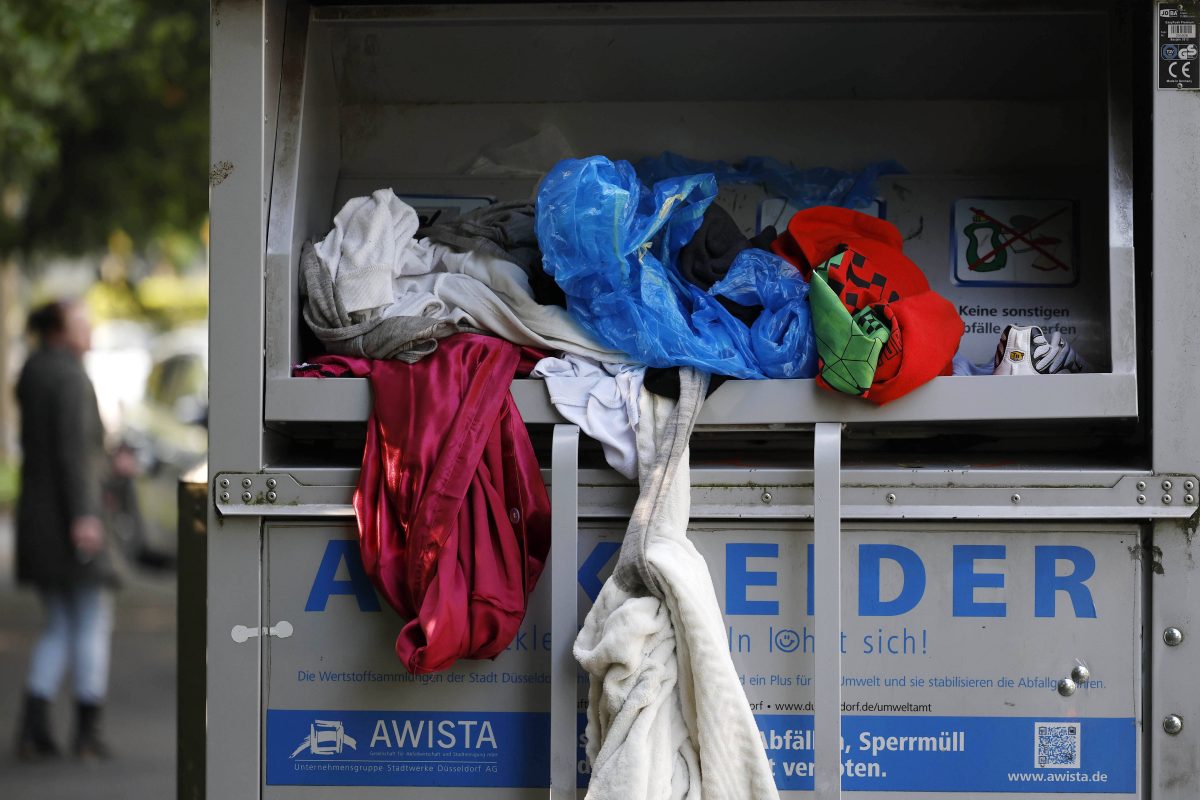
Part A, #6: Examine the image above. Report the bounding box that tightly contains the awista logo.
[290,720,358,757]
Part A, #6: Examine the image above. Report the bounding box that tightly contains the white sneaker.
[992,325,1087,375]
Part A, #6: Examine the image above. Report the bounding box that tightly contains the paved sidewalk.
[0,514,177,799]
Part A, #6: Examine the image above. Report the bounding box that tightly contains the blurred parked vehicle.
[86,323,208,567]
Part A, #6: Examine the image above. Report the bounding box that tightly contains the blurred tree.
[0,0,209,255]
[0,0,208,456]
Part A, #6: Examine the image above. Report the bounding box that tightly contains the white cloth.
[574,370,779,800]
[387,247,625,362]
[381,288,450,321]
[313,189,432,317]
[315,190,628,363]
[530,355,644,479]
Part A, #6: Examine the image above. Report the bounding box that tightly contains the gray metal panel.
[1150,1,1200,796]
[266,373,1139,425]
[215,468,1200,521]
[260,522,552,799]
[265,3,341,378]
[209,0,269,466]
[264,3,310,381]
[1106,5,1135,253]
[315,2,1108,104]
[813,424,842,798]
[264,0,288,210]
[316,0,1114,23]
[1150,523,1199,796]
[1151,15,1200,474]
[209,0,276,796]
[256,519,1139,798]
[549,426,580,799]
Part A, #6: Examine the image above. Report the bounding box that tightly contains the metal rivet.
[886,493,897,504]
[761,491,773,504]
[1164,715,1184,735]
[1137,494,1147,504]
[1165,627,1184,647]
[242,478,252,489]
[1071,664,1090,684]
[220,492,230,502]
[1057,678,1077,697]
[1163,494,1173,505]
[1187,495,1196,505]
[266,491,277,503]
[1136,481,1147,491]
[1163,480,1173,492]
[241,491,252,503]
[1186,480,1196,492]
[220,478,230,489]
[266,478,277,489]
[1011,493,1021,504]
[508,508,521,524]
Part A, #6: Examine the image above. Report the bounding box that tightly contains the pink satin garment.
[300,335,550,673]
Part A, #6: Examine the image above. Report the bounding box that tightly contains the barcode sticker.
[1169,22,1197,39]
[1035,722,1081,769]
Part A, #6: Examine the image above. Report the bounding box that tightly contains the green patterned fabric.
[808,253,891,395]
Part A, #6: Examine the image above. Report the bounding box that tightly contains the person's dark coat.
[15,346,115,589]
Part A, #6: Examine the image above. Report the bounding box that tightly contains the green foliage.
[0,454,18,510]
[0,1,135,191]
[0,0,209,259]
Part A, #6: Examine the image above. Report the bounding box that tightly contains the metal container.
[206,2,1200,797]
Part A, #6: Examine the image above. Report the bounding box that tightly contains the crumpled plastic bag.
[536,156,768,378]
[634,152,905,211]
[709,249,818,379]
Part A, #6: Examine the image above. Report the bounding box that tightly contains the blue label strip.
[267,709,1134,792]
[579,714,1134,794]
[753,714,1136,793]
[265,709,549,787]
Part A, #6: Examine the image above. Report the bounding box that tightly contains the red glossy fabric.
[299,335,550,673]
[771,207,963,405]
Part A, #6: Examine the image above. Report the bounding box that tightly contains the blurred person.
[13,299,115,761]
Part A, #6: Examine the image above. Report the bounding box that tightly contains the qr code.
[1035,722,1081,769]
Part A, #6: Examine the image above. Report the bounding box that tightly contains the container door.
[577,521,1142,798]
[262,522,552,799]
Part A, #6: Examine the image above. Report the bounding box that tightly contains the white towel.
[312,189,431,317]
[574,369,779,800]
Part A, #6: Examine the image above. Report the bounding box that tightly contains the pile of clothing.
[296,153,974,800]
[535,156,967,401]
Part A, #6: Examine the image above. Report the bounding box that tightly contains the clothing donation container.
[203,2,1200,799]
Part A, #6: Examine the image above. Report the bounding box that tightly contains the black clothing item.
[16,693,60,760]
[418,201,567,308]
[529,267,567,308]
[715,295,762,327]
[677,204,776,325]
[644,368,730,401]
[678,204,776,288]
[419,201,541,272]
[15,347,115,589]
[73,701,110,761]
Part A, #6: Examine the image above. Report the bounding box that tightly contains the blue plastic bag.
[709,249,818,379]
[634,152,905,211]
[536,156,768,377]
